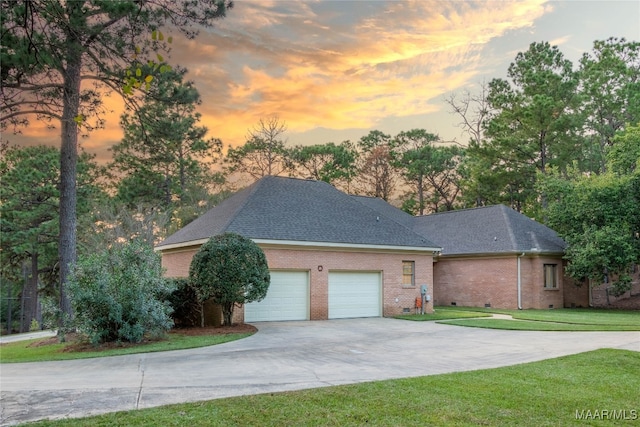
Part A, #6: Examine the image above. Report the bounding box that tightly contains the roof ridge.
[351,194,382,201]
[500,204,520,252]
[416,204,507,218]
[351,195,437,247]
[529,230,541,251]
[220,178,266,232]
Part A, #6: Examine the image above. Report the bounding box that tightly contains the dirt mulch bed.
[171,323,257,336]
[28,324,257,353]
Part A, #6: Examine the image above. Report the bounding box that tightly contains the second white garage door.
[328,272,382,319]
[245,271,309,322]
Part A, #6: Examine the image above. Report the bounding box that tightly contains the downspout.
[517,253,525,310]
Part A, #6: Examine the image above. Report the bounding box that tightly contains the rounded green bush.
[67,240,175,344]
[189,233,270,325]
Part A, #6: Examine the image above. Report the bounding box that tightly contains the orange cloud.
[186,0,549,150]
[5,0,552,160]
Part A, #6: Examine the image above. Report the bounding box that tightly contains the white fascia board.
[155,239,209,252]
[156,238,441,253]
[436,250,565,259]
[253,239,440,252]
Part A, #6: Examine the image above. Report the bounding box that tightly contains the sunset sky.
[6,0,640,164]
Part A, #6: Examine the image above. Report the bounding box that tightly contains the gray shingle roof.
[157,176,439,250]
[411,204,566,256]
[157,177,565,256]
[351,195,415,229]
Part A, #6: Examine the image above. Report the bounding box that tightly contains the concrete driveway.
[1,318,638,425]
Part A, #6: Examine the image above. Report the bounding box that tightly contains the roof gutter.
[156,238,441,253]
[253,238,441,253]
[155,238,210,252]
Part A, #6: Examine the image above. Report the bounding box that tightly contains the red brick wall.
[590,269,640,309]
[433,254,576,309]
[160,244,434,321]
[522,256,564,309]
[161,247,199,278]
[563,275,591,308]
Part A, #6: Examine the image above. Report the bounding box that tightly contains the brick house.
[411,205,589,309]
[156,176,440,322]
[156,176,589,322]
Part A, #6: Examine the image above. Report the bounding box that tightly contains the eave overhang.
[156,238,441,254]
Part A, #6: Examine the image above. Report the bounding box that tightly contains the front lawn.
[0,326,255,363]
[440,306,640,325]
[432,306,640,331]
[26,348,640,426]
[440,318,640,331]
[394,308,491,321]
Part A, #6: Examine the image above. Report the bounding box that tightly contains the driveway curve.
[1,318,638,425]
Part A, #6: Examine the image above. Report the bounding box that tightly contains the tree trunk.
[417,175,425,216]
[58,4,83,329]
[179,149,186,200]
[20,253,39,332]
[222,303,234,326]
[200,302,205,328]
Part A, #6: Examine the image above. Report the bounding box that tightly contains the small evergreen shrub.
[189,233,270,326]
[39,295,60,331]
[168,278,202,328]
[67,240,175,344]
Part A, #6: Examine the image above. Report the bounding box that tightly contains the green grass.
[394,308,492,321]
[427,306,640,331]
[25,349,640,426]
[441,306,640,325]
[439,318,640,331]
[0,333,253,363]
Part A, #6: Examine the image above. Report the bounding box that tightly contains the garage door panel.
[245,271,308,322]
[329,272,381,319]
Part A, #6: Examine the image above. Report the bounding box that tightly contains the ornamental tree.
[189,233,270,326]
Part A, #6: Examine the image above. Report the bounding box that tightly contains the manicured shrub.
[67,240,175,344]
[189,233,270,325]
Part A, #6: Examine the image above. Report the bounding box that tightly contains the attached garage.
[157,177,441,321]
[328,271,382,319]
[245,271,309,322]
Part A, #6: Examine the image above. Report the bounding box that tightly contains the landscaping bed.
[31,324,258,352]
[1,324,257,363]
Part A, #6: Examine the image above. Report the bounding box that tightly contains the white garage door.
[245,271,309,322]
[328,272,382,319]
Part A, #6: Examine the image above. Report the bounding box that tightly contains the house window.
[544,264,558,289]
[402,261,415,286]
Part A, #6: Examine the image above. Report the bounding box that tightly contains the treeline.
[224,120,464,215]
[2,38,639,332]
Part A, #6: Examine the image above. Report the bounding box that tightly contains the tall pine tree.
[0,1,231,323]
[111,67,223,216]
